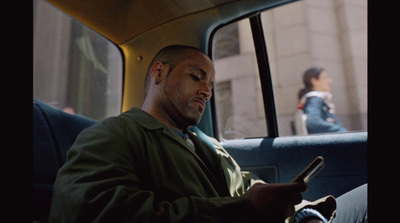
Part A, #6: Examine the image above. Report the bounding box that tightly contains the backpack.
[294,108,308,135]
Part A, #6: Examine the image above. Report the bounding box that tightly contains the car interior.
[33,0,367,222]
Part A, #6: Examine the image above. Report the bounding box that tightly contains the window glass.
[211,0,367,139]
[261,0,367,136]
[212,19,267,140]
[33,0,123,121]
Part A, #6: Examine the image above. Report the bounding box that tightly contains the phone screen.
[292,156,325,183]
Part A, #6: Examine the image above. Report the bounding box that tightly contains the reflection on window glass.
[33,0,123,121]
[261,0,367,136]
[212,20,267,140]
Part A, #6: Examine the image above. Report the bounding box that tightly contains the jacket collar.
[122,108,202,155]
[123,107,167,131]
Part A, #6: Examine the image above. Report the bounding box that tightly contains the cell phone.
[291,156,325,183]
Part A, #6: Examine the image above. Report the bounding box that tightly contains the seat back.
[33,100,97,222]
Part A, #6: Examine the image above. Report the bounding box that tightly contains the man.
[49,45,329,222]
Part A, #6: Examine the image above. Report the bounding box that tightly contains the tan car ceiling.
[46,0,236,45]
[46,0,294,110]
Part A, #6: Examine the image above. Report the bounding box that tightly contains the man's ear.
[151,62,166,84]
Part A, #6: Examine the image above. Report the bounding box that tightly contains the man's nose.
[198,83,212,100]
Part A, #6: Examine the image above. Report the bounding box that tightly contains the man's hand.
[243,182,308,223]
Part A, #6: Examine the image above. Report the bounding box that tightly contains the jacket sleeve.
[48,117,256,223]
[304,97,347,134]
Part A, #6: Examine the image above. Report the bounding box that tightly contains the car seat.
[33,100,97,222]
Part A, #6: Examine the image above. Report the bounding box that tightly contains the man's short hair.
[144,45,206,95]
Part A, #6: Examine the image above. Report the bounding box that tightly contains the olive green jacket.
[49,108,256,223]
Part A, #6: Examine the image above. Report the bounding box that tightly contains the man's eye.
[190,74,200,82]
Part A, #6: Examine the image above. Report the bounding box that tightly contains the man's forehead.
[180,51,215,74]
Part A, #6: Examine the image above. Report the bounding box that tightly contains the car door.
[202,0,368,201]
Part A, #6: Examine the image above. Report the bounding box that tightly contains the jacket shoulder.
[303,97,325,110]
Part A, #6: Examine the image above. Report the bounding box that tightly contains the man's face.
[161,50,215,129]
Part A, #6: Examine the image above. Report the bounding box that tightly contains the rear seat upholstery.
[33,100,97,222]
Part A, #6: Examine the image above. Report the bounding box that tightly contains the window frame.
[248,13,278,137]
[208,12,279,140]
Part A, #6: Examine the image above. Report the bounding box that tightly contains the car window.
[212,19,268,140]
[211,0,367,139]
[33,0,123,121]
[262,0,367,136]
